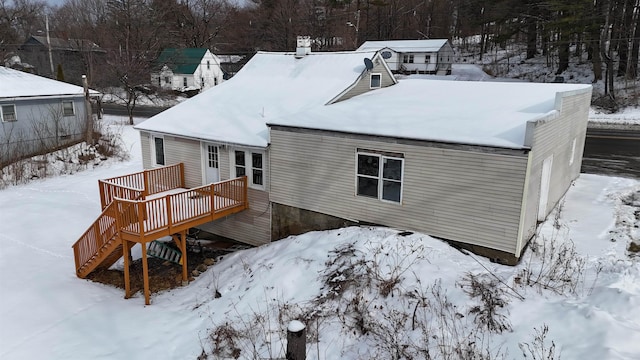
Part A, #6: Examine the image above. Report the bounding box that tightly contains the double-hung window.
[356,151,403,203]
[62,101,74,116]
[233,149,264,189]
[1,104,16,122]
[403,54,414,63]
[152,135,165,166]
[183,77,188,87]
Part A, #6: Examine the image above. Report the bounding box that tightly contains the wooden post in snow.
[82,75,93,144]
[286,320,306,360]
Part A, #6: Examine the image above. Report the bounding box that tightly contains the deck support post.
[180,230,188,283]
[123,239,131,299]
[141,242,151,305]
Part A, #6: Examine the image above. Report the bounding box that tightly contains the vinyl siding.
[335,58,395,102]
[140,135,271,245]
[269,129,529,254]
[517,89,592,255]
[197,187,271,246]
[139,132,202,188]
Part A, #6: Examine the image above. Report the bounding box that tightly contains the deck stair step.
[147,240,183,265]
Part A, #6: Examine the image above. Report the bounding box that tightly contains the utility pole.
[82,75,93,144]
[45,14,54,78]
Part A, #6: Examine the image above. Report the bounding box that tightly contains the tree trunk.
[557,31,569,74]
[629,0,640,78]
[526,17,537,59]
[616,0,634,76]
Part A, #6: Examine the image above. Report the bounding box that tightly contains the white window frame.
[403,54,414,63]
[183,77,188,87]
[62,100,75,116]
[355,150,404,204]
[1,104,17,122]
[151,135,165,167]
[370,73,382,89]
[207,60,211,70]
[230,148,265,190]
[425,55,431,63]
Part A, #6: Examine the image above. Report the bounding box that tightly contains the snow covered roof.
[357,39,449,53]
[269,79,592,149]
[0,66,98,99]
[135,50,378,147]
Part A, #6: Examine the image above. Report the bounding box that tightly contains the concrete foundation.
[271,203,358,240]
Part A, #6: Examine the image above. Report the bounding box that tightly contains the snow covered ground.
[0,116,639,359]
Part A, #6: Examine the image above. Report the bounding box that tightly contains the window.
[1,104,16,122]
[208,145,218,168]
[232,149,265,188]
[235,150,246,177]
[214,77,218,86]
[356,151,403,203]
[252,153,263,186]
[164,76,170,84]
[201,77,205,87]
[425,55,431,63]
[152,136,165,166]
[403,54,414,63]
[370,73,381,89]
[183,77,187,87]
[62,101,74,116]
[207,60,211,70]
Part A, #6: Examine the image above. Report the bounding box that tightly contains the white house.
[358,39,454,75]
[151,48,224,92]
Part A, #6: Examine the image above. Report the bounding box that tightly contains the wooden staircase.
[71,164,249,303]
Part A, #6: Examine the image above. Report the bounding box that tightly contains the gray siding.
[437,42,454,73]
[517,89,592,255]
[139,134,271,246]
[1,96,86,164]
[198,187,271,246]
[139,132,202,188]
[335,58,395,102]
[269,129,529,254]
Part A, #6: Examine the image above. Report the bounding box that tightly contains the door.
[204,144,219,184]
[537,155,553,221]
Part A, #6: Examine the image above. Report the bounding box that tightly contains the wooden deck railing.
[73,163,248,281]
[72,201,119,272]
[118,176,248,241]
[99,163,185,209]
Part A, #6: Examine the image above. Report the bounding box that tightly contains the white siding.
[517,90,592,255]
[269,128,529,254]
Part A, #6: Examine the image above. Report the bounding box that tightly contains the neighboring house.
[0,66,98,166]
[217,54,248,80]
[357,39,454,75]
[151,48,224,92]
[19,35,105,85]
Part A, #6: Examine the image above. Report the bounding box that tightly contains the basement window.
[356,151,404,203]
[370,73,381,89]
[1,104,16,122]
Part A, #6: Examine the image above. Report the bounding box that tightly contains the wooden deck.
[72,163,248,304]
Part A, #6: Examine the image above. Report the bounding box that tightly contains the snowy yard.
[0,116,639,359]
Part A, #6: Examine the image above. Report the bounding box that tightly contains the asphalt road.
[581,128,640,179]
[101,103,168,118]
[102,104,638,178]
